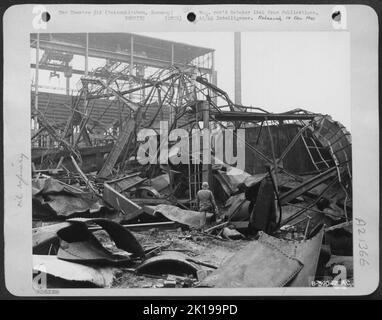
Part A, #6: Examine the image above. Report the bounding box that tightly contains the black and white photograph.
[2,4,379,297]
[30,30,353,289]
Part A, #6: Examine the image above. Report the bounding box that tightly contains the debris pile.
[32,66,352,288]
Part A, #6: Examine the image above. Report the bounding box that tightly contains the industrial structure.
[31,32,215,142]
[31,33,353,289]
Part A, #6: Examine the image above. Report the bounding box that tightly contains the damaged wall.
[245,123,319,175]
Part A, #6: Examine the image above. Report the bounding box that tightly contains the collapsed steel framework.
[30,36,353,288]
[32,66,352,223]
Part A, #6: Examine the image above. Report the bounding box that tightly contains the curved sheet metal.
[200,227,324,288]
[33,255,117,288]
[222,193,250,221]
[56,218,145,265]
[57,221,132,266]
[33,177,103,217]
[136,252,200,277]
[149,204,206,228]
[68,218,145,258]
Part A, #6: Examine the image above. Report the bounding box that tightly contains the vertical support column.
[234,32,242,105]
[85,33,89,76]
[76,33,89,146]
[130,35,134,75]
[34,33,40,132]
[265,118,279,190]
[141,65,146,101]
[65,67,70,95]
[170,43,175,126]
[211,50,218,105]
[129,35,134,101]
[171,43,174,65]
[201,101,212,191]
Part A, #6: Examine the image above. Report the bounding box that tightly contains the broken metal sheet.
[249,179,276,233]
[42,194,103,216]
[33,218,146,259]
[244,174,268,203]
[149,174,171,194]
[136,252,200,278]
[68,218,145,258]
[147,204,206,228]
[200,234,303,288]
[241,173,268,189]
[56,218,144,265]
[238,173,268,203]
[200,227,324,288]
[33,196,58,219]
[57,222,131,266]
[212,159,253,198]
[32,177,84,196]
[222,193,251,221]
[106,173,146,194]
[213,169,252,198]
[268,226,325,286]
[32,177,103,218]
[282,226,324,287]
[33,222,71,254]
[103,183,142,221]
[33,255,117,288]
[222,227,245,240]
[32,178,64,195]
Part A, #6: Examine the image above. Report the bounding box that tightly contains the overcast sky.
[32,31,350,129]
[140,31,350,129]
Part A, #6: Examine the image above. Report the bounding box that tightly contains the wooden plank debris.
[103,183,142,221]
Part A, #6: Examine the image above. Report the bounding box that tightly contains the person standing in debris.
[196,182,219,228]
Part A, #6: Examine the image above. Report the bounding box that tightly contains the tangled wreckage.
[32,60,352,288]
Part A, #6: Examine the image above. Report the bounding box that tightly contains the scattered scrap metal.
[32,66,353,288]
